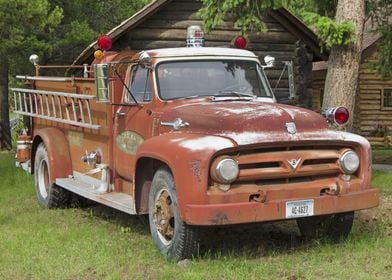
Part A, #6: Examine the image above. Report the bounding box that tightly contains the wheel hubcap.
[38,160,50,199]
[153,190,175,245]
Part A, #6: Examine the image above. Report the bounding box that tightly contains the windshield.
[156,60,273,100]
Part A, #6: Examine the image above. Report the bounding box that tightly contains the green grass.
[1,152,392,279]
[372,170,392,195]
[372,147,392,164]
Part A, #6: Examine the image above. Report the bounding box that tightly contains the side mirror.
[139,51,152,68]
[263,55,275,68]
[94,64,110,102]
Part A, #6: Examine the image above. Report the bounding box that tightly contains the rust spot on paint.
[209,212,230,225]
[189,159,202,183]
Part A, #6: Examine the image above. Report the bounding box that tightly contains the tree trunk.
[0,58,11,150]
[322,0,365,131]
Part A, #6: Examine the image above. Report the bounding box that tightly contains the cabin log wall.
[112,0,314,106]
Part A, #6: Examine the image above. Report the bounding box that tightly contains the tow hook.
[250,190,267,203]
[325,184,340,195]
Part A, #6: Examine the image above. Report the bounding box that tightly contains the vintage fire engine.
[13,29,379,260]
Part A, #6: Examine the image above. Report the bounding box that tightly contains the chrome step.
[56,177,136,214]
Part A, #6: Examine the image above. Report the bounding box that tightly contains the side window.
[382,88,392,110]
[128,65,152,102]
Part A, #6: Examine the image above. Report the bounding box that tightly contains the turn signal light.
[94,50,104,60]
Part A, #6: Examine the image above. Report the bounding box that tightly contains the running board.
[56,177,136,215]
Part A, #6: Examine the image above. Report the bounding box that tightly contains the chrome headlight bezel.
[214,158,239,184]
[339,150,360,174]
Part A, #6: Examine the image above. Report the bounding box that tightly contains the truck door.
[113,64,154,182]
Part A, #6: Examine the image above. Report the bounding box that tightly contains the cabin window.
[382,88,392,109]
[128,65,152,102]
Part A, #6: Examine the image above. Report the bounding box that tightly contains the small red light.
[234,36,247,49]
[194,30,204,38]
[97,35,112,51]
[334,107,349,125]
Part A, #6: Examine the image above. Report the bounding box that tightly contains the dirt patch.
[357,196,392,236]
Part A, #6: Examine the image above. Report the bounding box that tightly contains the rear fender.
[32,128,72,184]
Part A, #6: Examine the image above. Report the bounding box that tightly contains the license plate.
[286,199,314,219]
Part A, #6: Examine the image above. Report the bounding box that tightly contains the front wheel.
[148,167,200,260]
[297,212,354,241]
[34,143,70,208]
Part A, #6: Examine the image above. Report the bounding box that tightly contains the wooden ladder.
[11,88,101,130]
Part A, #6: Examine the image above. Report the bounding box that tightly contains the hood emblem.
[160,118,189,130]
[286,122,297,134]
[288,158,301,171]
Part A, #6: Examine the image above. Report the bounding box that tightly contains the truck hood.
[159,100,336,145]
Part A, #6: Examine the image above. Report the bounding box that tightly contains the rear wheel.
[34,143,70,208]
[148,167,200,260]
[297,212,354,241]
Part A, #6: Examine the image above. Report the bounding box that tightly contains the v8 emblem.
[288,158,301,171]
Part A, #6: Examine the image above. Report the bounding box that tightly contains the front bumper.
[184,188,379,225]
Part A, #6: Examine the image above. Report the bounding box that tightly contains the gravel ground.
[373,164,392,173]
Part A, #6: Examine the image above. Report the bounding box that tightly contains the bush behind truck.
[12,29,379,260]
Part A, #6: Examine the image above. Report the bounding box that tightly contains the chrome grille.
[235,148,343,183]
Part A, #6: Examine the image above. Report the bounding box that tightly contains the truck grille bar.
[235,149,342,183]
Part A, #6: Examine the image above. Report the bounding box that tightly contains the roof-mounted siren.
[186,25,204,47]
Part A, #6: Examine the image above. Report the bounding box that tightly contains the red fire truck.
[13,30,379,260]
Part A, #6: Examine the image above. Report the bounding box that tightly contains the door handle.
[116,111,126,117]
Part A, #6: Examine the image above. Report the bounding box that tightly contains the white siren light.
[186,25,204,47]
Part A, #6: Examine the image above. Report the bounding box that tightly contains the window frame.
[125,64,153,104]
[381,87,392,110]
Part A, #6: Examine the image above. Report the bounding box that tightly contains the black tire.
[148,167,200,261]
[297,211,354,241]
[34,143,70,208]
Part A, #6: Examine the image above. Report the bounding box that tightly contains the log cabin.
[74,0,326,107]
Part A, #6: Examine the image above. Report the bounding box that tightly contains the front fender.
[136,133,236,218]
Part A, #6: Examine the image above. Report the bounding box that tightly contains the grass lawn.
[372,147,392,164]
[1,152,391,279]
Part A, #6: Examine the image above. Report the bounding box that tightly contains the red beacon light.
[234,35,247,49]
[322,106,350,125]
[97,35,112,51]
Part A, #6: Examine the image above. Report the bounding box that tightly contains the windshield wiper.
[219,91,255,98]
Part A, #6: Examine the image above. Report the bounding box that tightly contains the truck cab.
[13,43,379,261]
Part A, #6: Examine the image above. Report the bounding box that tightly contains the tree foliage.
[0,0,63,74]
[0,0,149,150]
[200,0,355,48]
[0,0,63,150]
[297,12,355,49]
[200,0,290,34]
[367,0,392,77]
[48,0,149,64]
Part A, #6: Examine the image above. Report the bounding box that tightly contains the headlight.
[340,150,360,174]
[213,158,239,184]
